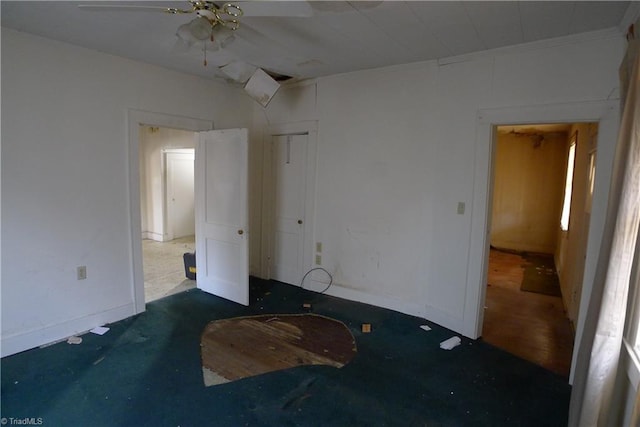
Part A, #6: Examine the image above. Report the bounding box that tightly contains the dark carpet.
[1,278,571,426]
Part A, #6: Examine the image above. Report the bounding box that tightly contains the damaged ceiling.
[1,1,634,84]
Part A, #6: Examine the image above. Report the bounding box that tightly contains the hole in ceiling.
[263,69,294,82]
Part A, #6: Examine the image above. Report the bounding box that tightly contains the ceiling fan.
[79,1,244,47]
[78,1,311,68]
[78,1,312,105]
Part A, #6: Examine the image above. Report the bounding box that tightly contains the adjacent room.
[139,126,197,302]
[482,123,597,378]
[2,1,640,426]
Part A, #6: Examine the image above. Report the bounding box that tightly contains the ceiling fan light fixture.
[212,24,236,41]
[186,16,213,40]
[195,9,217,20]
[176,22,196,45]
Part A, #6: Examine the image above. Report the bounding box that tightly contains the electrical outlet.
[457,202,465,215]
[77,266,87,280]
[316,242,322,253]
[315,254,322,265]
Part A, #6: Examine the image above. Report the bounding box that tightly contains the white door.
[271,134,308,285]
[195,129,249,305]
[166,150,195,240]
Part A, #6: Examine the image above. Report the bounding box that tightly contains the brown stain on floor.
[200,314,357,386]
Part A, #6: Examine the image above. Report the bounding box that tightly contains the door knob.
[238,229,244,235]
[298,220,303,225]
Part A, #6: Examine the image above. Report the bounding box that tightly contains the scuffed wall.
[254,33,623,334]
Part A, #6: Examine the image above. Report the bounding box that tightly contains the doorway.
[270,133,308,285]
[138,126,197,302]
[481,122,598,377]
[261,121,318,287]
[128,110,213,313]
[165,149,196,241]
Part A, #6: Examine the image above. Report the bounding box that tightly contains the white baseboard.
[423,304,465,336]
[141,231,164,242]
[304,279,427,322]
[1,303,135,357]
[303,278,467,336]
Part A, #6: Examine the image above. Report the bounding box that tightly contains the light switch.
[457,202,465,215]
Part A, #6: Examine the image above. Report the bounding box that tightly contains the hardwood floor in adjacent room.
[482,248,574,378]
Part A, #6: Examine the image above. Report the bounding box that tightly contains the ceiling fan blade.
[77,4,192,14]
[236,1,313,18]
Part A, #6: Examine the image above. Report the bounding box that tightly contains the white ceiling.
[1,1,635,84]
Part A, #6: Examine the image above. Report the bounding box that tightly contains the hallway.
[482,248,574,377]
[142,236,196,302]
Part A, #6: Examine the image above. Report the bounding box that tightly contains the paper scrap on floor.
[67,336,82,345]
[420,325,432,331]
[90,326,110,335]
[440,336,461,350]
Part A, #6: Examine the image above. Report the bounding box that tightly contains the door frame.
[127,109,213,314]
[260,121,318,282]
[464,100,619,382]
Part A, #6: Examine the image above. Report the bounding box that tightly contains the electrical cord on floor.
[300,267,333,294]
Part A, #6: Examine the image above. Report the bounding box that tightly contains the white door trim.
[260,121,318,281]
[465,100,619,382]
[127,109,213,314]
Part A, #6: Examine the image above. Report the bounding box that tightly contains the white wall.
[1,26,626,357]
[256,31,625,335]
[1,29,255,356]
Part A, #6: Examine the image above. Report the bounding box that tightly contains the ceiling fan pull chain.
[203,41,207,66]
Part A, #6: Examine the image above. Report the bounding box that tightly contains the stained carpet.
[1,278,571,426]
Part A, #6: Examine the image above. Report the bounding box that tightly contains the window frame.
[560,132,578,232]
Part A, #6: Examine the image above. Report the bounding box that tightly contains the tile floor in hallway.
[142,235,196,302]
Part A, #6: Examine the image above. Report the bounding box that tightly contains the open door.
[195,129,249,306]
